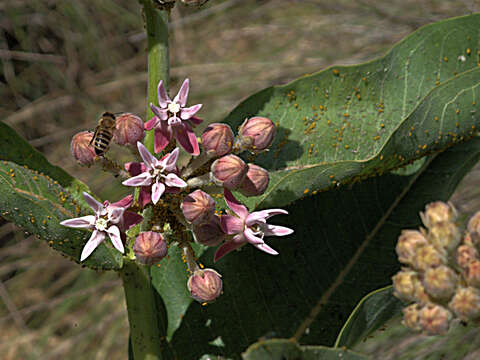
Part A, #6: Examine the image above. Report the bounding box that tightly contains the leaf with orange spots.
[0,161,123,270]
[223,14,480,209]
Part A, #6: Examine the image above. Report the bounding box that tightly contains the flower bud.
[428,221,461,254]
[465,260,480,287]
[392,270,419,302]
[420,201,457,229]
[457,244,478,269]
[419,304,452,335]
[449,287,480,321]
[201,123,234,157]
[402,304,422,332]
[413,244,446,272]
[71,131,96,165]
[187,268,223,303]
[396,230,428,266]
[238,164,269,197]
[113,113,145,146]
[468,211,480,234]
[192,216,226,247]
[211,154,248,189]
[236,116,275,152]
[414,281,431,305]
[182,190,216,225]
[133,231,167,265]
[423,265,457,300]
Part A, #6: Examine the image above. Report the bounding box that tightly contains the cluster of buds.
[66,78,293,304]
[393,201,480,335]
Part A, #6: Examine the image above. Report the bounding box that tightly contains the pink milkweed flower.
[122,142,187,204]
[215,189,293,262]
[145,78,202,155]
[60,192,143,262]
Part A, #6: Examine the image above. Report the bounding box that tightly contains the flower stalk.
[142,0,169,153]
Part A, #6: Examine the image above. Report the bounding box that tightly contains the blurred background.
[1,0,480,358]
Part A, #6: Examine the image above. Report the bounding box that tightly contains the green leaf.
[0,121,90,209]
[0,161,122,270]
[334,286,404,348]
[243,339,367,360]
[167,138,480,358]
[223,14,480,209]
[151,242,205,339]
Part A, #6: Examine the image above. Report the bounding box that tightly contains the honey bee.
[90,112,116,156]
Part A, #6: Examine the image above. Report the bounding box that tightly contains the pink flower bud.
[238,164,269,197]
[71,131,96,165]
[402,304,422,332]
[395,229,427,266]
[457,244,478,269]
[193,216,225,246]
[113,113,145,146]
[428,221,461,254]
[419,304,452,335]
[449,286,480,321]
[133,231,167,265]
[236,116,276,152]
[211,154,248,189]
[423,265,457,300]
[201,123,234,157]
[182,190,216,225]
[413,244,446,272]
[187,268,223,303]
[465,260,480,287]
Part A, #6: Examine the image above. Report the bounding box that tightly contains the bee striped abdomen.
[93,130,113,156]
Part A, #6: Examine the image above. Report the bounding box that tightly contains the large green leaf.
[0,121,90,209]
[166,138,480,359]
[0,161,122,270]
[243,339,367,360]
[334,286,403,348]
[223,14,480,209]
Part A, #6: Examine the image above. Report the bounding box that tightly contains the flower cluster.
[393,201,480,335]
[65,78,293,303]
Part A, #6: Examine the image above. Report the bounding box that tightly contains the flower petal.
[253,242,279,256]
[214,240,243,262]
[150,104,169,121]
[220,215,244,235]
[157,80,170,107]
[151,181,166,204]
[144,117,159,131]
[164,173,187,188]
[154,126,172,154]
[123,211,144,231]
[159,147,179,170]
[252,209,288,220]
[189,116,203,125]
[180,104,202,120]
[174,123,199,156]
[264,225,294,237]
[125,162,146,176]
[108,206,125,224]
[111,194,133,209]
[80,230,106,261]
[173,78,189,107]
[83,192,103,214]
[122,172,153,187]
[138,187,152,207]
[137,141,158,170]
[244,227,264,245]
[60,215,96,228]
[223,189,249,220]
[107,225,124,254]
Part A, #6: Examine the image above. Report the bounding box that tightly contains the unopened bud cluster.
[393,201,480,335]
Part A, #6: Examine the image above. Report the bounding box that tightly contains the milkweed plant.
[1,1,480,359]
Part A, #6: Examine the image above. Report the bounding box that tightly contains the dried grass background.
[1,1,480,359]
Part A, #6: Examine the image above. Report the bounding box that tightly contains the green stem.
[142,0,169,153]
[121,259,164,360]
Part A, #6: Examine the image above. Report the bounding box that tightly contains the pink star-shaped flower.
[215,189,294,262]
[60,192,143,261]
[122,142,187,204]
[145,78,202,155]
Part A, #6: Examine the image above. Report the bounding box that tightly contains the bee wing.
[89,127,99,145]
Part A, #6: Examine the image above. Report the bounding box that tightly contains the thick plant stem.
[121,259,163,360]
[142,0,169,153]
